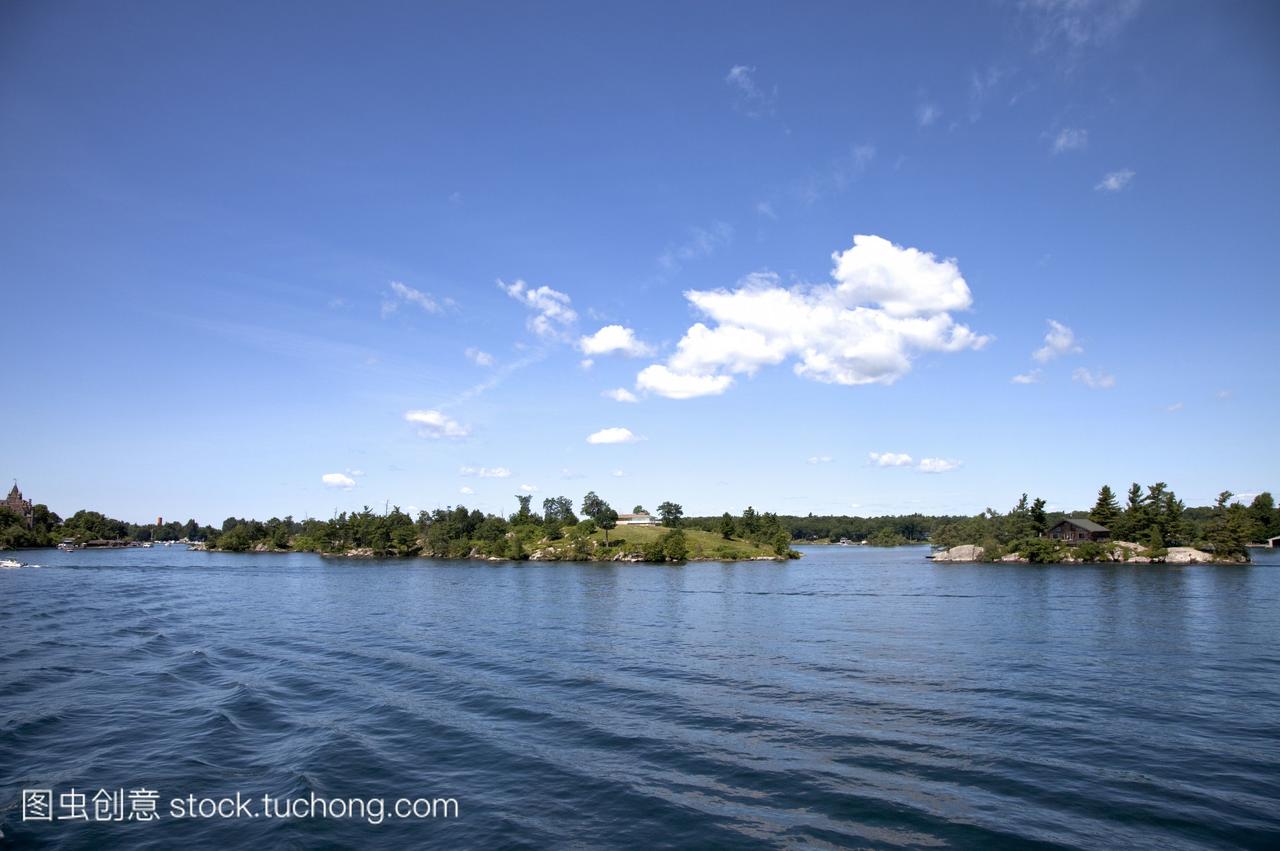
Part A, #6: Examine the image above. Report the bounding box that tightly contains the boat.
[0,558,22,569]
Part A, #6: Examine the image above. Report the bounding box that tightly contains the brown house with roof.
[1046,518,1109,543]
[4,482,35,528]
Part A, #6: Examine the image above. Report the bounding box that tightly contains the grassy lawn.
[587,525,780,560]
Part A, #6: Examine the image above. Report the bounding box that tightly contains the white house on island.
[618,511,659,526]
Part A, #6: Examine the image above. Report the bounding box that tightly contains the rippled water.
[2,546,1279,849]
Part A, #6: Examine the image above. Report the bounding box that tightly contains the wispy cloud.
[1024,0,1143,54]
[658,222,734,273]
[603,387,639,403]
[519,483,539,493]
[725,65,777,118]
[1095,169,1135,192]
[1033,319,1082,363]
[1011,369,1042,384]
[382,281,444,317]
[460,466,511,478]
[792,144,876,205]
[916,102,942,128]
[1072,367,1116,389]
[807,455,834,464]
[499,279,578,339]
[464,347,494,366]
[1051,127,1088,153]
[755,201,777,220]
[917,457,961,474]
[1166,401,1184,412]
[404,409,470,438]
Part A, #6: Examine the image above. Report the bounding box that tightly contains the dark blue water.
[2,546,1279,849]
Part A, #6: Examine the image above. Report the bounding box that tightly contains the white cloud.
[404,409,470,438]
[636,235,989,398]
[1024,0,1143,55]
[465,347,494,366]
[383,281,442,316]
[807,455,833,464]
[725,65,776,117]
[793,144,876,205]
[580,325,654,357]
[611,469,625,477]
[579,359,594,370]
[519,484,538,493]
[755,201,777,220]
[1167,401,1184,412]
[1073,367,1116,389]
[1095,169,1135,192]
[459,466,511,478]
[459,485,474,495]
[1011,369,1042,384]
[586,427,640,445]
[1051,127,1088,153]
[917,457,961,474]
[916,102,942,127]
[499,279,577,338]
[870,452,914,467]
[636,364,734,399]
[1033,319,1082,363]
[1216,389,1232,400]
[322,472,356,490]
[603,387,639,403]
[659,221,734,272]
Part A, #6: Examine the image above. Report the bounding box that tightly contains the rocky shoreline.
[930,541,1248,565]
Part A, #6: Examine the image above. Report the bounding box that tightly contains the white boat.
[0,558,22,569]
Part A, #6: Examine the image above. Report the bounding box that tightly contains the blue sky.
[2,0,1277,523]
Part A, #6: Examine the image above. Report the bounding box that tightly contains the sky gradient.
[2,0,1278,523]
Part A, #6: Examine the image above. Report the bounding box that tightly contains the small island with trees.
[4,479,1276,566]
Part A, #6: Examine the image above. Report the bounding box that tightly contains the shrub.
[661,529,688,562]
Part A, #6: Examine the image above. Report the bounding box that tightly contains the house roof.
[1053,517,1109,533]
[618,513,651,519]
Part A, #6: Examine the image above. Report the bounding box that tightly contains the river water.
[2,545,1278,849]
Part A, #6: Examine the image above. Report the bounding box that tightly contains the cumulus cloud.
[636,365,734,399]
[603,387,639,403]
[465,347,494,366]
[1095,169,1135,192]
[635,235,989,399]
[586,427,640,445]
[1052,127,1088,153]
[1011,369,1042,384]
[870,452,914,467]
[322,472,356,489]
[1073,367,1116,389]
[580,325,654,357]
[459,466,512,478]
[1033,319,1082,363]
[725,65,776,117]
[807,455,833,464]
[459,485,474,495]
[519,484,538,493]
[499,279,577,338]
[404,409,470,438]
[917,457,961,474]
[382,281,443,317]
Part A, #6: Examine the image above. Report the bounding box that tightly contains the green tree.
[719,512,735,540]
[1249,492,1277,541]
[771,527,792,557]
[1089,485,1120,530]
[1029,497,1048,537]
[657,501,683,528]
[661,529,688,561]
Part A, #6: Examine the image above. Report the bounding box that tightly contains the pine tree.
[1089,485,1120,530]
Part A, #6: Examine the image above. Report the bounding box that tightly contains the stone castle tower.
[4,482,35,527]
